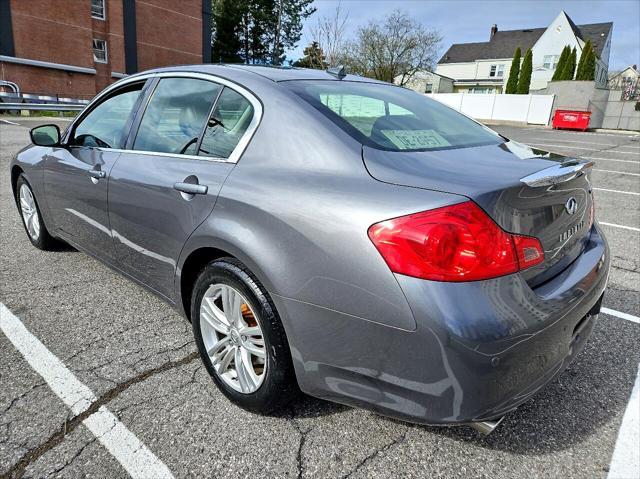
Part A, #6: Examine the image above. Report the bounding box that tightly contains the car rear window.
[284,80,502,152]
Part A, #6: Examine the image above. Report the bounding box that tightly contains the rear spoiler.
[520,160,594,187]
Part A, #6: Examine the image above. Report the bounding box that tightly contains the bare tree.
[342,10,442,85]
[309,2,349,67]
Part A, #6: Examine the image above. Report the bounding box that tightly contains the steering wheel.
[179,137,199,155]
[74,134,111,149]
[207,117,225,129]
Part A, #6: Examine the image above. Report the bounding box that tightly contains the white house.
[433,11,612,94]
[608,65,639,89]
[397,71,454,93]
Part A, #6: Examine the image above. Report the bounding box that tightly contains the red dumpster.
[552,109,591,131]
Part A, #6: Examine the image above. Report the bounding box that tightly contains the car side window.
[198,87,254,159]
[72,84,143,149]
[133,78,222,155]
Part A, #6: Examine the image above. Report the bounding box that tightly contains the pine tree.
[212,0,315,65]
[517,48,533,94]
[569,47,577,79]
[212,0,244,63]
[576,39,592,80]
[560,47,577,80]
[505,47,521,94]
[576,40,596,81]
[270,0,316,65]
[583,47,596,81]
[552,46,569,81]
[293,41,326,69]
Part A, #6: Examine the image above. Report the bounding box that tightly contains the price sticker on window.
[381,129,451,150]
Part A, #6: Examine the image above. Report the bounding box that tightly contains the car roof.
[138,64,387,84]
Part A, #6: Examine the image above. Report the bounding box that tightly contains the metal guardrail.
[0,103,85,111]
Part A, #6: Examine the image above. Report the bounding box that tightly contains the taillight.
[368,201,544,282]
[512,235,544,269]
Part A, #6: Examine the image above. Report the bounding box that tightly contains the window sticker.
[381,129,451,149]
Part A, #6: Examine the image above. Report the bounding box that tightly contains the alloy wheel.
[19,183,40,241]
[200,284,266,393]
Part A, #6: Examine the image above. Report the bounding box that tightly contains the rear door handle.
[174,182,208,195]
[88,169,106,179]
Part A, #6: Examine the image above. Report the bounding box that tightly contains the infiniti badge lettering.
[559,220,585,242]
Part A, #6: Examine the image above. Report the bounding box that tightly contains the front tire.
[15,174,57,250]
[191,258,298,414]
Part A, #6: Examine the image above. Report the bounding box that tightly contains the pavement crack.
[0,383,45,416]
[45,436,97,478]
[1,351,199,479]
[287,408,312,479]
[612,264,639,274]
[340,429,408,479]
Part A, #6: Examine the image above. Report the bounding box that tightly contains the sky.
[288,0,640,71]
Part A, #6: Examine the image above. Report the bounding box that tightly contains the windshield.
[285,80,502,152]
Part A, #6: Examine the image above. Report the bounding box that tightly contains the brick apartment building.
[0,0,212,99]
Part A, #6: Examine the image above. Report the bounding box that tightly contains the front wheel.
[191,258,298,413]
[16,174,57,250]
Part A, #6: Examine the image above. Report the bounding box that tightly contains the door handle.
[88,169,106,179]
[174,182,208,195]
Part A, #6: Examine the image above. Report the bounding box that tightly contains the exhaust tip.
[469,416,505,435]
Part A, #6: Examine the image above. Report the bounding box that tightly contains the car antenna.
[327,65,346,79]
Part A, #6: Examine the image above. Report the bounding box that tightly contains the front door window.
[71,84,143,149]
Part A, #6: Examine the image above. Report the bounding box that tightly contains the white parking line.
[602,308,640,324]
[594,169,640,177]
[608,363,640,479]
[0,119,21,126]
[513,128,639,138]
[586,157,640,164]
[594,188,640,196]
[530,144,640,155]
[600,222,640,232]
[529,143,596,150]
[0,303,175,479]
[526,138,638,148]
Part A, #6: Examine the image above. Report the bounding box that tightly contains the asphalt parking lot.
[1,118,639,479]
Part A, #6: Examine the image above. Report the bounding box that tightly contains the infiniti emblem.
[565,197,578,215]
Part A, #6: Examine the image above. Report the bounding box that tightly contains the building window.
[489,64,504,78]
[93,39,108,63]
[543,55,560,70]
[91,0,106,20]
[425,83,433,93]
[469,87,493,94]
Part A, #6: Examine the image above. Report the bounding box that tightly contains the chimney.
[490,24,498,40]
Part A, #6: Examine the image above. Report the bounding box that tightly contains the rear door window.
[133,78,222,155]
[285,80,501,152]
[197,87,254,159]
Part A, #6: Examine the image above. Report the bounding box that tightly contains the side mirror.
[29,124,61,147]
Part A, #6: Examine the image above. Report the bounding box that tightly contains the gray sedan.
[11,65,609,434]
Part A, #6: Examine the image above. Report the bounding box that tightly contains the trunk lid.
[363,140,594,286]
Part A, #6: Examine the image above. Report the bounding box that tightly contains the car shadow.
[49,240,77,252]
[271,394,348,421]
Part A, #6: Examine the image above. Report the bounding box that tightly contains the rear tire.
[15,174,57,250]
[191,257,298,414]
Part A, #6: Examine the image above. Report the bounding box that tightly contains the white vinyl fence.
[426,93,555,125]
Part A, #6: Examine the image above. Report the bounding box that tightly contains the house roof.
[579,23,614,57]
[609,65,640,80]
[438,21,613,64]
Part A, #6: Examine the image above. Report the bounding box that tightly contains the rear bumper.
[276,224,609,425]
